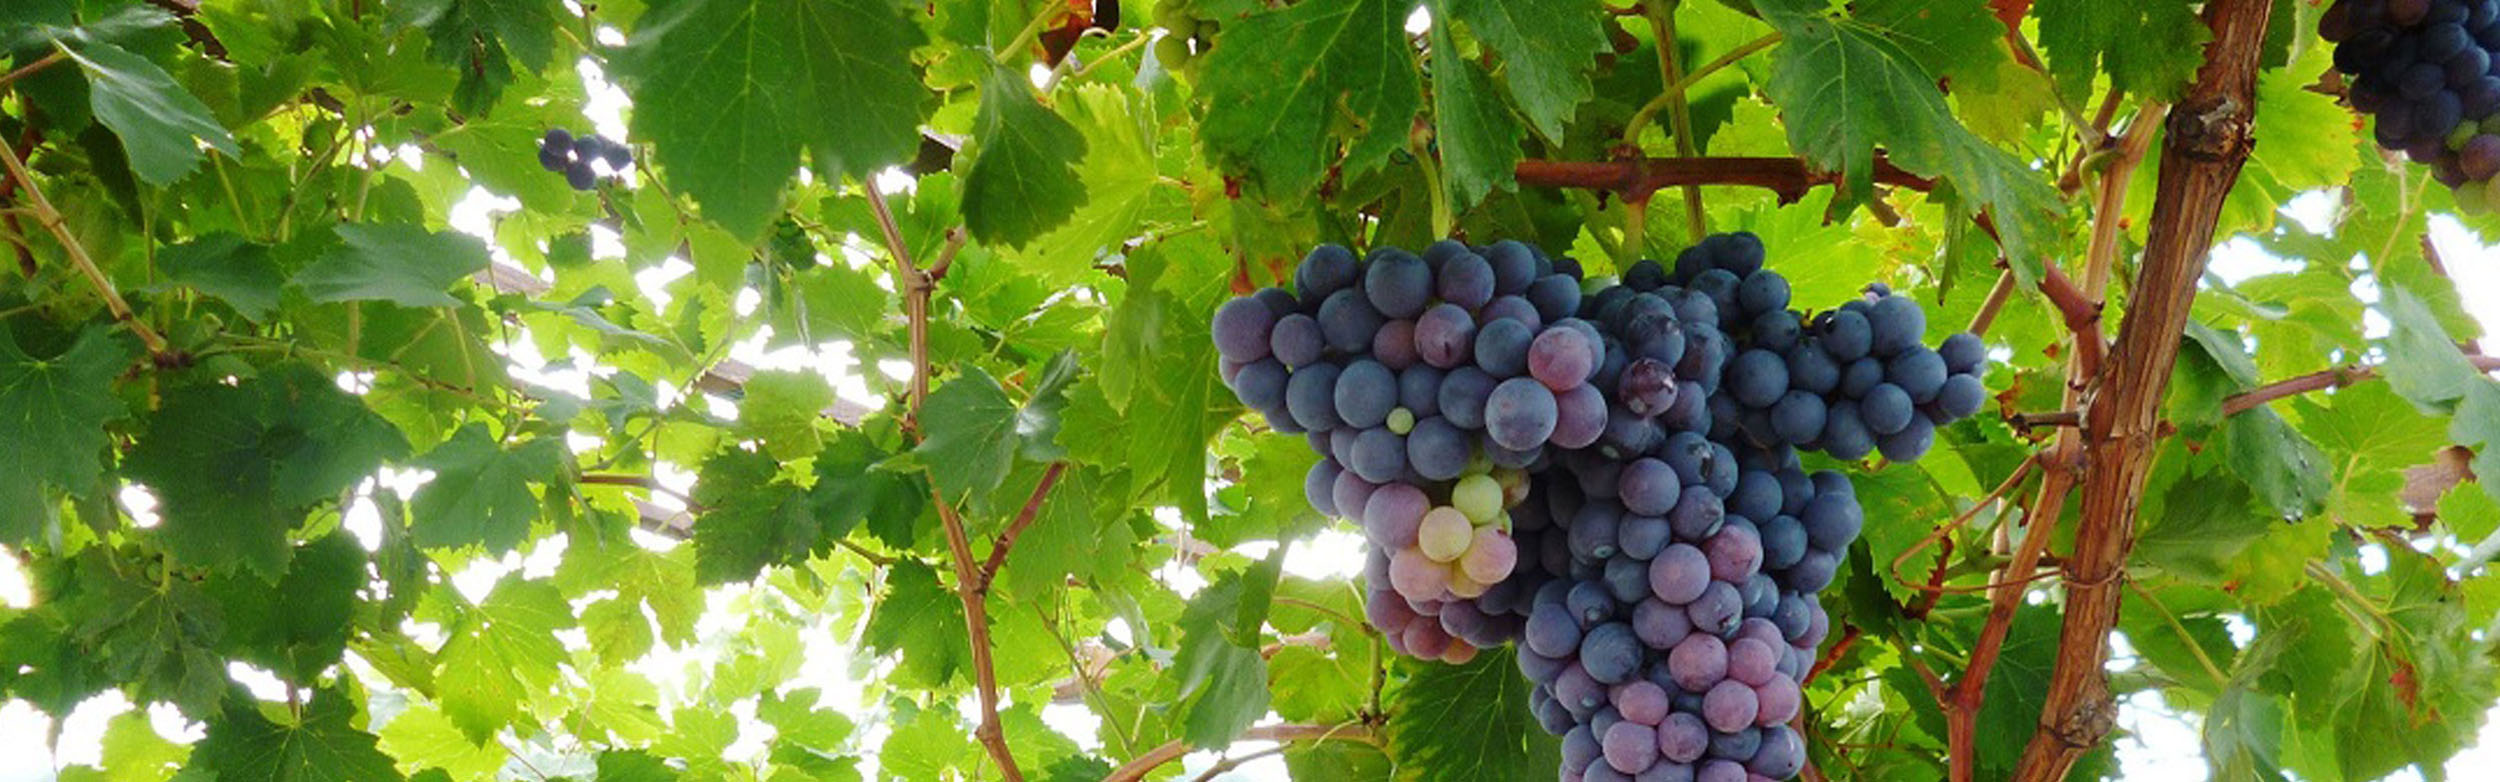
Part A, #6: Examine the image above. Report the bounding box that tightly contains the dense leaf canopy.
[0,0,2496,780]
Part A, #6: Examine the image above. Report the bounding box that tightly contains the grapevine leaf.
[124,366,410,578]
[2032,0,2207,102]
[2291,382,2453,529]
[192,685,402,782]
[58,549,227,718]
[293,223,492,308]
[0,326,130,543]
[736,370,833,460]
[913,366,1020,500]
[59,39,236,186]
[1197,0,1421,197]
[408,424,563,553]
[616,0,925,237]
[861,560,969,688]
[414,0,557,115]
[159,234,284,322]
[962,66,1089,248]
[375,705,507,782]
[205,533,363,684]
[2136,472,2273,583]
[1383,647,1560,782]
[1422,7,1524,208]
[1438,0,1605,142]
[434,576,574,744]
[595,750,680,782]
[1172,568,1272,749]
[1974,603,2061,776]
[1003,466,1133,597]
[1754,0,2064,285]
[691,448,824,584]
[2376,285,2500,507]
[812,430,927,551]
[2218,407,2330,520]
[1021,85,1162,285]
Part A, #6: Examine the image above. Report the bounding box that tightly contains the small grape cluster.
[2322,0,2500,208]
[1213,234,1994,781]
[537,129,633,191]
[1149,0,1219,74]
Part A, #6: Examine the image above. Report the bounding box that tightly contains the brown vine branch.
[2018,1,2272,777]
[978,461,1069,588]
[0,51,66,89]
[1968,267,2017,336]
[1103,723,1376,782]
[0,136,175,361]
[2217,353,2500,416]
[1511,155,1934,205]
[865,178,1026,782]
[2009,410,2080,430]
[2035,264,2105,378]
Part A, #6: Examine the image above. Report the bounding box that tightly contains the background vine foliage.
[0,0,2497,780]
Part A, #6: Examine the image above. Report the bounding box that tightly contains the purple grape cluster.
[1212,234,1992,781]
[2323,0,2500,207]
[538,129,633,191]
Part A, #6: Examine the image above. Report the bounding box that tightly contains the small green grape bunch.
[1151,0,1219,75]
[537,129,634,191]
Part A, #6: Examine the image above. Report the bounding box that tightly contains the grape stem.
[1620,32,1784,149]
[1511,155,1934,203]
[2217,351,2500,416]
[1639,0,1709,242]
[2020,0,2273,776]
[0,130,175,362]
[1102,722,1376,782]
[865,177,1041,782]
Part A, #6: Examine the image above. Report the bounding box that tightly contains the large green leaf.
[1438,0,1605,142]
[961,66,1089,248]
[616,0,926,237]
[0,326,130,542]
[1197,0,1420,198]
[433,576,575,744]
[293,223,492,308]
[1422,5,1524,209]
[191,685,403,781]
[1383,647,1559,782]
[61,39,237,185]
[408,424,563,553]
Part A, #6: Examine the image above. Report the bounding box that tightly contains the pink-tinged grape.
[1530,325,1600,390]
[1402,619,1452,659]
[1453,473,1505,523]
[1211,297,1276,361]
[1415,303,1477,368]
[1613,680,1671,725]
[1726,637,1779,687]
[1486,377,1561,450]
[1446,566,1491,598]
[1389,547,1450,600]
[1632,597,1694,649]
[1418,507,1475,561]
[1649,543,1710,604]
[1704,522,1763,582]
[1603,720,1662,775]
[1330,470,1378,526]
[1364,589,1417,633]
[1373,318,1420,370]
[1753,673,1800,727]
[1702,678,1759,732]
[1495,466,1531,506]
[1440,640,1479,664]
[1667,633,1728,692]
[1552,383,1607,449]
[1656,712,1710,764]
[1362,483,1429,548]
[1554,662,1606,715]
[1460,527,1518,584]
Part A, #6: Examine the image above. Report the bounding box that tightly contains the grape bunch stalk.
[2322,0,2500,209]
[1211,234,1994,781]
[537,129,635,191]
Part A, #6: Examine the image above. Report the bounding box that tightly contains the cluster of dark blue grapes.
[2322,0,2500,208]
[538,129,633,191]
[1213,234,1992,781]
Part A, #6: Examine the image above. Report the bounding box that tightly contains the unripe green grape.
[2451,122,2480,151]
[1153,34,1192,69]
[1452,474,1503,524]
[2460,180,2492,215]
[1386,407,1415,434]
[1417,507,1474,562]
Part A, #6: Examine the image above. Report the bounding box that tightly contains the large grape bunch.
[1211,233,1993,781]
[2322,0,2500,209]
